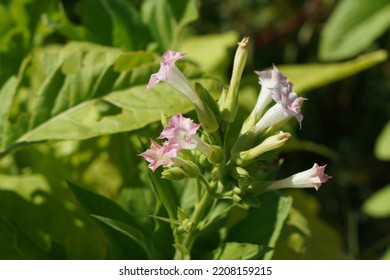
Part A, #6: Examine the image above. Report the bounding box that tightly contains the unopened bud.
[173,157,200,178]
[232,131,291,166]
[161,167,186,180]
[219,37,249,123]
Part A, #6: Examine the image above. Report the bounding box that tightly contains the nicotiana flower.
[158,113,201,150]
[159,114,222,164]
[266,163,332,191]
[253,86,306,135]
[241,65,293,134]
[147,50,202,107]
[147,50,218,132]
[138,140,179,171]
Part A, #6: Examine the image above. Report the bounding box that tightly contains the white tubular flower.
[253,86,306,135]
[266,163,332,191]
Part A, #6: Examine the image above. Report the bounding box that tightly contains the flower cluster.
[140,40,331,197]
[242,65,306,136]
[139,38,332,260]
[139,113,221,176]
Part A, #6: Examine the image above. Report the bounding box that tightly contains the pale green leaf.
[319,0,390,60]
[374,121,390,161]
[1,42,221,155]
[0,76,18,151]
[180,31,239,77]
[362,184,390,218]
[279,50,388,93]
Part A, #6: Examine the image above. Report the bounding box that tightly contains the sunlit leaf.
[279,50,388,93]
[0,42,221,156]
[374,121,390,161]
[319,0,390,60]
[362,184,390,218]
[180,31,239,77]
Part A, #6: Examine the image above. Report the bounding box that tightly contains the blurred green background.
[0,0,389,259]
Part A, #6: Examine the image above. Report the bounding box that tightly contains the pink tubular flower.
[138,140,179,171]
[147,50,201,107]
[253,86,306,134]
[266,163,332,191]
[241,65,293,134]
[255,64,292,91]
[158,113,201,149]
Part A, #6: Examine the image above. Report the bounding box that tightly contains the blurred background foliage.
[0,0,389,259]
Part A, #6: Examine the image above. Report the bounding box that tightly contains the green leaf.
[362,184,390,218]
[1,42,221,156]
[382,246,390,260]
[0,219,52,260]
[319,0,390,60]
[227,192,292,259]
[104,0,149,50]
[92,215,162,259]
[142,0,176,51]
[148,172,180,220]
[279,50,388,93]
[374,121,390,161]
[67,181,150,259]
[210,242,271,260]
[141,0,198,52]
[180,31,239,77]
[0,76,18,151]
[81,0,113,45]
[272,191,346,259]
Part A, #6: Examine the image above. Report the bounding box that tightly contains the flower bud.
[161,167,186,180]
[232,131,291,166]
[173,157,201,178]
[219,37,249,123]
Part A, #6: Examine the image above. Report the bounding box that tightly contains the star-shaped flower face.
[159,113,201,149]
[139,140,180,171]
[266,163,332,191]
[254,64,293,90]
[291,163,332,190]
[270,86,307,127]
[147,50,186,93]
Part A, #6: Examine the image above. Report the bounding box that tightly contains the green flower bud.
[173,157,201,178]
[219,37,249,123]
[232,131,291,166]
[161,167,186,180]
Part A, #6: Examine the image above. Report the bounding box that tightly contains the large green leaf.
[68,181,151,259]
[226,192,292,259]
[319,0,390,60]
[0,218,57,260]
[0,42,221,156]
[279,50,388,93]
[272,191,345,259]
[374,121,390,161]
[92,215,162,259]
[180,31,239,77]
[362,184,390,218]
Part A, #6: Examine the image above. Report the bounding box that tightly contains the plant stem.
[174,180,217,260]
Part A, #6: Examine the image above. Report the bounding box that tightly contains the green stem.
[174,180,217,260]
